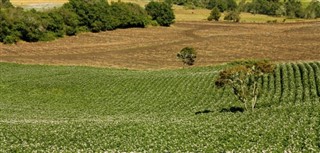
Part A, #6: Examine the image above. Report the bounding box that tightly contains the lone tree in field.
[215,60,275,111]
[177,47,197,66]
[208,7,221,21]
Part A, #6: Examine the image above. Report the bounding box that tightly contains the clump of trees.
[171,0,320,22]
[0,0,175,44]
[170,0,237,11]
[243,0,320,19]
[177,47,197,66]
[145,1,175,26]
[207,0,238,12]
[215,60,275,111]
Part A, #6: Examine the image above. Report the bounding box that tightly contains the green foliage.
[145,1,175,26]
[244,0,283,16]
[171,0,208,7]
[305,0,320,19]
[284,0,304,18]
[0,0,152,44]
[207,0,237,11]
[110,2,150,29]
[177,47,197,66]
[57,7,79,36]
[13,9,51,42]
[0,62,319,152]
[224,11,241,22]
[3,33,19,44]
[0,0,13,8]
[208,7,221,21]
[215,60,275,111]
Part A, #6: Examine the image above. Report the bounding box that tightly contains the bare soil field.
[1,21,320,69]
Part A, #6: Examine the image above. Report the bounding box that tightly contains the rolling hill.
[0,62,319,152]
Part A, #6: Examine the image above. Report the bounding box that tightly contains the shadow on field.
[220,107,244,113]
[195,109,214,115]
[195,107,244,115]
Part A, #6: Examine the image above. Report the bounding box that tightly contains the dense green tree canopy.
[0,0,153,44]
[145,1,175,26]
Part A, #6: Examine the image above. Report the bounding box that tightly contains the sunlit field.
[0,62,319,152]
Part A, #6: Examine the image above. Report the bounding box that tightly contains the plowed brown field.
[1,21,320,69]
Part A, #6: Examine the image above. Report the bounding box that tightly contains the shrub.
[3,34,19,44]
[177,47,197,66]
[145,1,175,26]
[208,7,221,21]
[224,11,241,22]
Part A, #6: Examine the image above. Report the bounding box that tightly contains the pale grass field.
[174,6,320,23]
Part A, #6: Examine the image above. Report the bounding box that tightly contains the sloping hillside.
[0,62,319,152]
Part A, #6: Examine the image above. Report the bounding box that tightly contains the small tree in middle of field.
[215,60,275,111]
[177,47,197,66]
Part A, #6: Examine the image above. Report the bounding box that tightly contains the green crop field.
[0,62,320,152]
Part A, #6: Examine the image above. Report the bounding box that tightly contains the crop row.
[256,62,320,106]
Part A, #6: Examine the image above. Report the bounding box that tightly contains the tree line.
[0,0,175,44]
[170,0,320,20]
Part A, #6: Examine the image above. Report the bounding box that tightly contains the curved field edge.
[0,62,319,152]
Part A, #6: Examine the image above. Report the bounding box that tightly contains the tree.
[245,0,282,16]
[215,60,275,111]
[57,7,79,36]
[284,0,304,18]
[207,0,227,11]
[63,0,111,32]
[109,2,150,29]
[0,0,13,8]
[177,47,197,66]
[304,0,320,19]
[145,1,175,26]
[208,7,221,21]
[224,11,241,22]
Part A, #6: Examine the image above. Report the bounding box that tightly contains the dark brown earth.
[1,21,320,69]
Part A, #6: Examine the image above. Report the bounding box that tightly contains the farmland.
[0,62,320,152]
[1,0,320,151]
[1,21,320,69]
